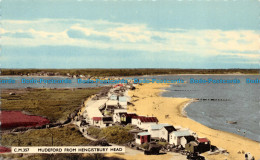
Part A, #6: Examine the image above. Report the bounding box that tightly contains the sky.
[0,0,259,69]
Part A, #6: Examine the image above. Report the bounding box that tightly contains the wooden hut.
[135,132,151,145]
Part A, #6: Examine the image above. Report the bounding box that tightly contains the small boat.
[226,121,237,124]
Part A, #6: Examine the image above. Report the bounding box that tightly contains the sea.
[0,75,259,142]
[145,75,260,142]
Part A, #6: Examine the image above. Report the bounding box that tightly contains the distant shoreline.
[1,68,259,77]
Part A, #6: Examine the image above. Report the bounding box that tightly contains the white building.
[118,96,128,108]
[169,130,193,147]
[112,108,127,123]
[132,116,159,130]
[92,117,113,128]
[148,124,176,141]
[109,95,118,100]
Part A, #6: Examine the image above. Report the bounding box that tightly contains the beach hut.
[148,124,171,138]
[114,84,124,88]
[112,109,127,123]
[148,124,176,141]
[118,96,128,108]
[169,130,192,146]
[92,117,105,128]
[92,117,113,128]
[185,141,199,153]
[109,95,118,100]
[134,116,159,130]
[120,113,138,125]
[135,132,151,145]
[197,138,211,153]
[160,126,177,142]
[180,136,196,148]
[102,117,113,127]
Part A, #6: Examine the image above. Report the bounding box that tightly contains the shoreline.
[179,99,197,117]
[127,83,260,160]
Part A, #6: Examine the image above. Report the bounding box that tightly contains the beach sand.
[124,83,260,160]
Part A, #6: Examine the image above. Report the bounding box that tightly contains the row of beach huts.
[78,83,211,154]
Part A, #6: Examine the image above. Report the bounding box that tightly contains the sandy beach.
[125,83,260,160]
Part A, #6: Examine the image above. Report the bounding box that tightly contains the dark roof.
[164,126,176,133]
[121,113,138,118]
[102,117,113,121]
[138,116,158,123]
[119,112,128,116]
[183,136,195,142]
[126,113,138,118]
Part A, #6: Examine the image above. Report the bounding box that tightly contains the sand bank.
[126,83,260,160]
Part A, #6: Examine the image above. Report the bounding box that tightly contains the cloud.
[1,19,259,62]
[3,32,34,38]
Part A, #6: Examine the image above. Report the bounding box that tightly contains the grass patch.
[1,88,101,122]
[0,125,125,160]
[87,125,134,145]
[87,126,102,139]
[1,124,92,147]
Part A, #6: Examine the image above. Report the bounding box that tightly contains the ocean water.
[146,75,260,142]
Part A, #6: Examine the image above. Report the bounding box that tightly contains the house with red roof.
[114,84,124,88]
[0,146,11,153]
[92,117,113,128]
[197,137,211,153]
[132,116,159,130]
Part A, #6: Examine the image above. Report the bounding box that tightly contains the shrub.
[157,141,169,147]
[87,127,101,138]
[141,143,149,150]
[98,126,134,145]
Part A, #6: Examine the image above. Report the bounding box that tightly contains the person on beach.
[245,153,248,160]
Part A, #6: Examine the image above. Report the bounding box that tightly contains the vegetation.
[141,143,149,150]
[1,88,101,122]
[0,125,124,160]
[87,126,102,139]
[87,125,135,145]
[1,68,259,76]
[157,141,169,147]
[1,124,92,147]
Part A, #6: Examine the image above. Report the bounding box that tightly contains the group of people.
[245,152,255,160]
